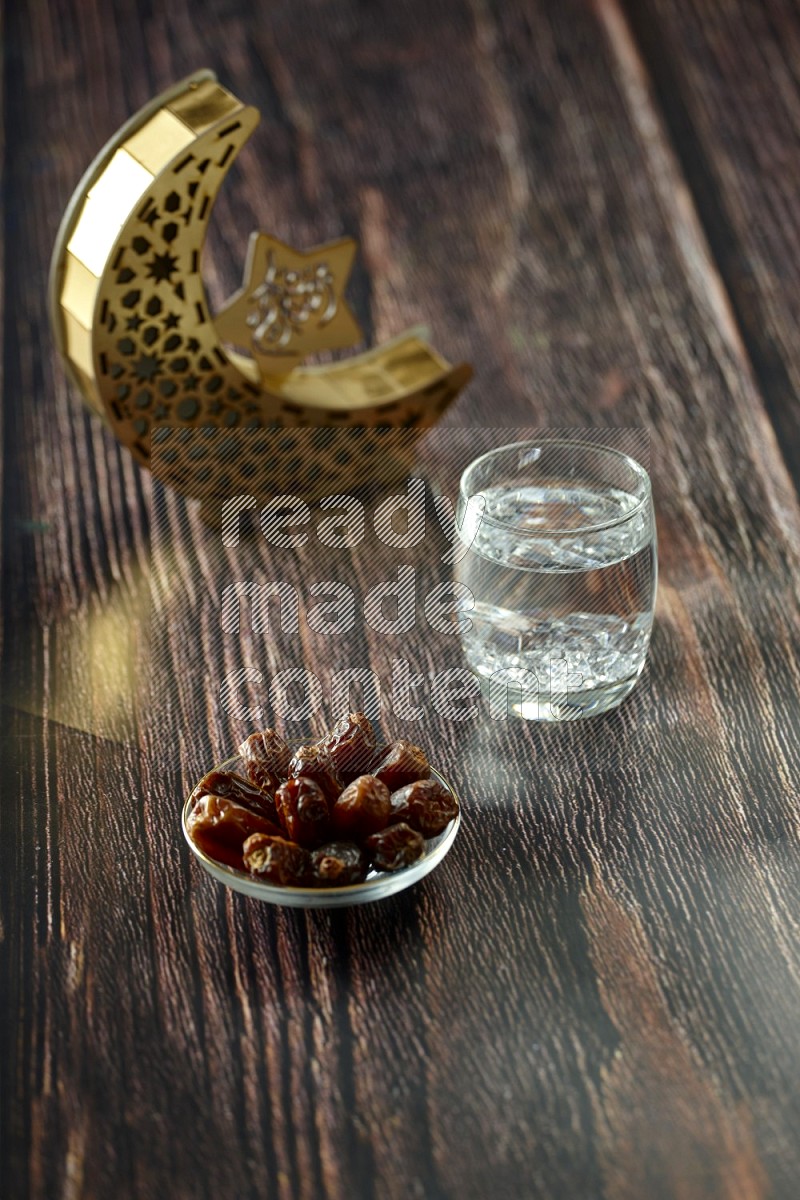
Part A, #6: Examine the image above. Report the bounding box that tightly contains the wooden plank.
[1,0,799,1198]
[620,0,800,488]
[0,0,4,673]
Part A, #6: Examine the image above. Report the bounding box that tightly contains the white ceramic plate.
[182,752,461,908]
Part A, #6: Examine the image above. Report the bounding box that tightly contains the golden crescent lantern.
[49,69,472,516]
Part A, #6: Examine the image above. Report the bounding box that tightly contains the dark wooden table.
[3,2,800,1197]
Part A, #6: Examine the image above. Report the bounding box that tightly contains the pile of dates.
[186,713,459,887]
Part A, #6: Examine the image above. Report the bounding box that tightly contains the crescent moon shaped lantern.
[50,70,472,513]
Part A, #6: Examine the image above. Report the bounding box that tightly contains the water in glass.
[456,459,656,719]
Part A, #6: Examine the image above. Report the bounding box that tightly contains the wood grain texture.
[620,0,800,488]
[1,1,800,1198]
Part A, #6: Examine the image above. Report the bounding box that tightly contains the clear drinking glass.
[455,439,657,720]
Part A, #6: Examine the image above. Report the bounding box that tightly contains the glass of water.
[455,439,657,720]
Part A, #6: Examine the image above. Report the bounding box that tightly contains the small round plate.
[182,753,461,908]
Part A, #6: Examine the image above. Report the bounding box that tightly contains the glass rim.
[458,437,652,536]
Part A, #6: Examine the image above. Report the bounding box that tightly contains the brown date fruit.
[239,729,292,791]
[288,745,341,803]
[364,823,424,872]
[243,834,310,886]
[373,739,430,790]
[388,778,459,837]
[319,712,377,783]
[331,774,391,839]
[310,842,368,887]
[187,795,283,871]
[191,769,279,823]
[275,776,330,848]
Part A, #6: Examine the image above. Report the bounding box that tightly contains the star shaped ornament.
[214,233,363,375]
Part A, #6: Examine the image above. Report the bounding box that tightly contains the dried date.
[240,729,292,791]
[288,745,341,803]
[373,739,430,790]
[187,795,283,871]
[331,774,391,839]
[243,834,310,886]
[275,776,330,848]
[388,778,459,837]
[191,769,279,823]
[319,712,377,783]
[364,823,424,872]
[310,842,368,886]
